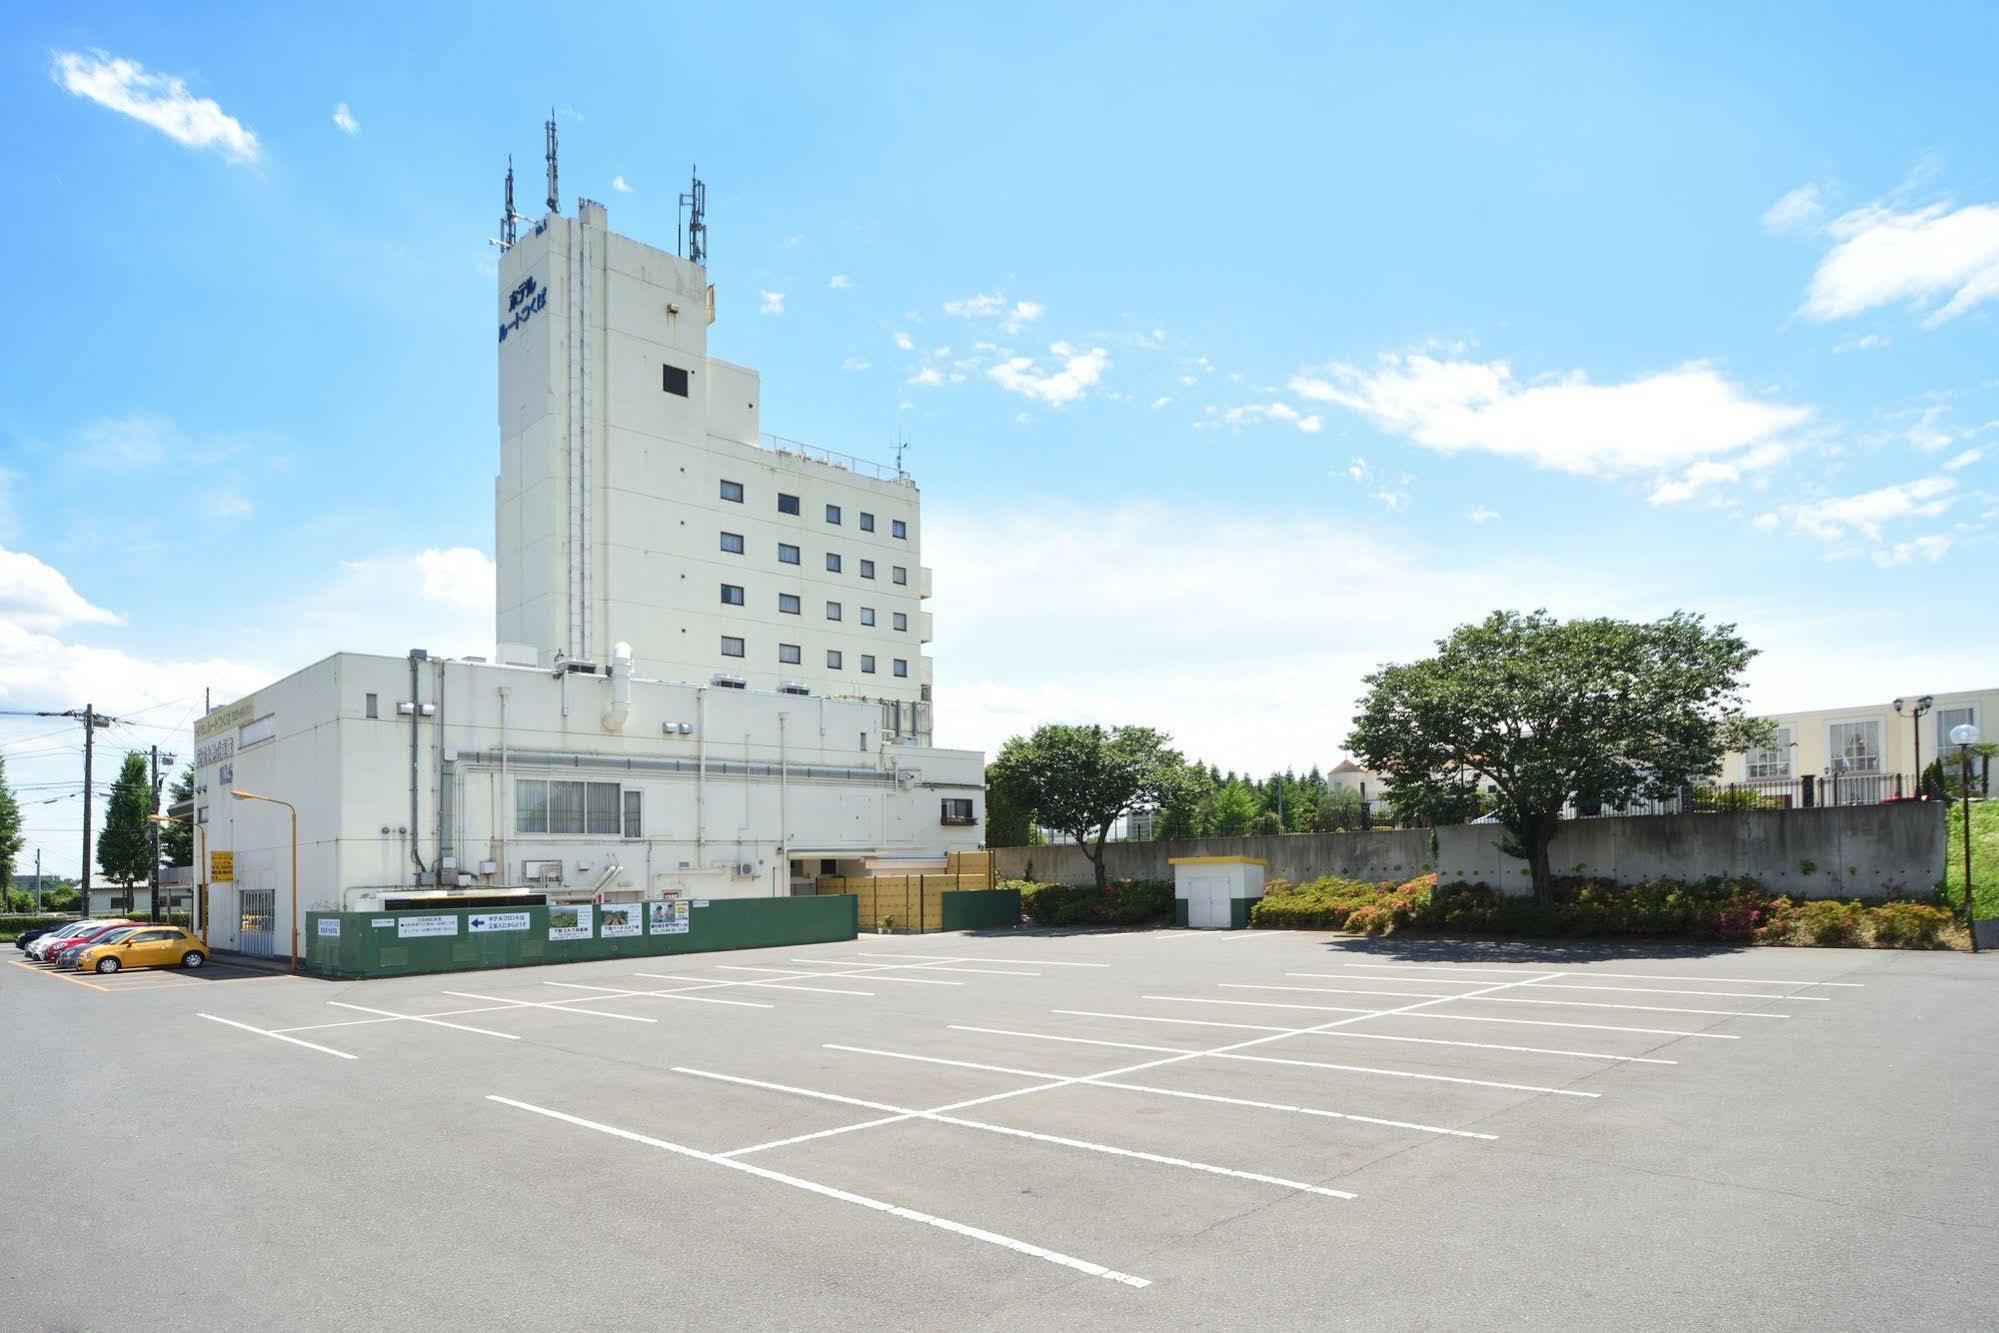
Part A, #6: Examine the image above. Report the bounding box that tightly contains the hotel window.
[720,583,744,606]
[662,364,690,396]
[860,559,875,579]
[778,593,800,614]
[893,658,909,677]
[779,643,802,665]
[861,655,876,674]
[719,479,744,503]
[364,693,378,719]
[860,607,876,627]
[516,779,624,836]
[892,565,907,585]
[893,612,908,631]
[622,790,642,839]
[779,543,800,565]
[941,798,975,826]
[1744,725,1793,779]
[720,532,744,555]
[826,552,842,573]
[1939,705,1979,755]
[892,519,907,539]
[778,493,800,515]
[826,504,842,525]
[859,512,875,532]
[721,636,745,658]
[1828,719,1882,773]
[826,650,843,669]
[826,601,842,621]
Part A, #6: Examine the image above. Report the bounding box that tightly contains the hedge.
[1004,879,1174,928]
[1249,874,1962,949]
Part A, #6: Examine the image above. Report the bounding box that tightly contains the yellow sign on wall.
[209,850,235,883]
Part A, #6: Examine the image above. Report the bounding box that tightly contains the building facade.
[1723,687,1994,799]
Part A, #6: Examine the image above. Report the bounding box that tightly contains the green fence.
[938,888,1022,932]
[305,894,858,980]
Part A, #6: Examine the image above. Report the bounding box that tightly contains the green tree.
[989,724,1186,890]
[1310,786,1365,833]
[160,762,195,867]
[1153,762,1214,841]
[1206,780,1259,836]
[97,751,156,904]
[0,756,21,892]
[1348,609,1770,903]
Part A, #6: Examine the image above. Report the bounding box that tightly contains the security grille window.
[941,797,975,825]
[893,658,909,677]
[860,559,875,579]
[779,643,802,665]
[721,531,745,554]
[622,790,642,839]
[662,364,690,396]
[517,780,625,835]
[1744,725,1793,779]
[893,612,908,631]
[860,607,876,626]
[826,552,842,573]
[721,636,745,658]
[364,693,378,719]
[892,565,908,585]
[827,601,842,620]
[827,650,843,669]
[778,493,801,515]
[1939,706,1977,754]
[826,504,842,524]
[892,519,908,539]
[861,655,876,673]
[720,479,744,503]
[860,512,875,532]
[779,593,800,614]
[1828,719,1882,772]
[779,543,800,565]
[720,583,745,606]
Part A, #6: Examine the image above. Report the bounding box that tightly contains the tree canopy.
[988,724,1185,889]
[97,750,155,891]
[1348,609,1770,901]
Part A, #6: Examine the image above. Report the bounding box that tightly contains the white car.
[26,919,131,962]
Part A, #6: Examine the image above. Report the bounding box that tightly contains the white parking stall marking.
[326,1000,521,1039]
[681,1067,1362,1196]
[777,961,965,985]
[630,973,874,997]
[1264,980,1792,1018]
[549,980,780,1008]
[820,1045,1505,1137]
[486,1095,1150,1288]
[442,990,657,1023]
[1289,971,1833,1001]
[1338,963,1863,988]
[1301,1028,1679,1063]
[1148,995,1742,1039]
[811,960,1044,977]
[839,952,1112,968]
[198,1012,358,1060]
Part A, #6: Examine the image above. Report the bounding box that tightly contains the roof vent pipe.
[602,641,632,733]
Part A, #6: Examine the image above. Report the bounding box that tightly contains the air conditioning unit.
[711,675,746,690]
[779,682,810,696]
[734,862,755,878]
[523,859,564,883]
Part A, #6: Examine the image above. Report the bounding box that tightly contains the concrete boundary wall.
[994,803,1945,900]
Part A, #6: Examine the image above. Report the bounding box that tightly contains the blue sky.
[4,2,1997,876]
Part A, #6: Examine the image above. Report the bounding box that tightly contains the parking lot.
[5,928,1994,1329]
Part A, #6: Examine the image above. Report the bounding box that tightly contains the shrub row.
[1004,879,1175,928]
[1249,874,1960,949]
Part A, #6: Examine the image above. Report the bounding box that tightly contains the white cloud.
[907,366,944,387]
[1770,475,1956,542]
[1150,395,1175,410]
[943,292,1007,318]
[1801,200,1999,325]
[1872,534,1953,567]
[1762,183,1828,235]
[1647,443,1789,506]
[986,342,1109,407]
[1834,333,1889,353]
[759,290,785,316]
[610,175,632,193]
[1297,415,1323,434]
[290,547,495,660]
[1943,446,1985,471]
[331,101,358,135]
[828,274,853,290]
[1372,490,1409,512]
[892,331,915,352]
[1294,354,1811,477]
[52,50,259,163]
[0,547,121,633]
[1222,401,1320,432]
[840,356,871,373]
[1000,300,1043,334]
[1466,505,1499,525]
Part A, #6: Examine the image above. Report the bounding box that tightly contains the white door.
[1187,875,1228,929]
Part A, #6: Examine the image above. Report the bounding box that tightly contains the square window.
[779,543,800,565]
[893,612,908,631]
[778,593,800,614]
[826,504,842,524]
[860,607,876,626]
[720,532,745,555]
[826,601,842,620]
[893,658,909,677]
[892,519,907,539]
[860,512,876,532]
[826,649,843,669]
[778,493,801,515]
[662,363,690,396]
[892,566,907,585]
[719,479,744,503]
[721,636,745,658]
[720,583,744,606]
[861,655,876,674]
[941,797,974,825]
[860,559,875,579]
[826,552,842,573]
[779,643,802,665]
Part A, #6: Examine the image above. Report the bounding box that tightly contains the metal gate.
[239,888,275,957]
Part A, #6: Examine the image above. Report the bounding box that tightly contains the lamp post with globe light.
[1950,723,1981,952]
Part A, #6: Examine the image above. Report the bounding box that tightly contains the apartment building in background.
[1724,687,1994,798]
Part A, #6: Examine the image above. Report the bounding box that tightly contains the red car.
[41,921,140,966]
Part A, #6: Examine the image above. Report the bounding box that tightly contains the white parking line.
[326,1000,521,1039]
[627,973,872,997]
[1148,995,1741,1039]
[1290,971,1833,1001]
[1260,981,1791,1018]
[777,961,965,985]
[1301,1028,1679,1064]
[1339,963,1863,988]
[682,1066,1362,1195]
[442,990,657,1023]
[839,951,1111,968]
[822,1044,1507,1135]
[550,980,779,1008]
[809,960,1043,977]
[486,1095,1149,1288]
[1047,1009,1675,1064]
[199,1012,358,1060]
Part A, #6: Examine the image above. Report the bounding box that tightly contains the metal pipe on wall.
[695,685,707,864]
[497,686,511,883]
[778,712,788,896]
[408,648,427,885]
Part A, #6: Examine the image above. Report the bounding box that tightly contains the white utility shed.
[1169,855,1268,929]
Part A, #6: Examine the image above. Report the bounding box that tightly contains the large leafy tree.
[989,724,1185,889]
[0,756,21,891]
[982,765,1033,848]
[97,751,155,902]
[160,763,196,867]
[1348,609,1771,902]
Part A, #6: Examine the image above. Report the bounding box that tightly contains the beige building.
[1724,688,1993,799]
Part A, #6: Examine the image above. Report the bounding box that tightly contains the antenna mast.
[678,166,707,265]
[500,156,518,250]
[545,111,559,214]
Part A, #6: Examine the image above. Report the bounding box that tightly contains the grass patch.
[1938,800,1997,921]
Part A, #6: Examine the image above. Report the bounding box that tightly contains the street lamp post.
[1894,695,1935,799]
[230,789,299,969]
[1950,723,1982,953]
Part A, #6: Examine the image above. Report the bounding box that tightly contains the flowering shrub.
[1009,878,1173,927]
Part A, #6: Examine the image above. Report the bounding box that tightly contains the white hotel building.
[190,191,984,960]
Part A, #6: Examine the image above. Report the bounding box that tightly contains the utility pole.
[148,745,161,923]
[0,705,114,913]
[32,848,40,912]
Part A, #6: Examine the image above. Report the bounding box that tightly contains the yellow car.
[76,926,207,974]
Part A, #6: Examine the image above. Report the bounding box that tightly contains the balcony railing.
[761,433,911,485]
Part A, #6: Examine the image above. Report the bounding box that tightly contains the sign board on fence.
[548,905,593,941]
[469,912,531,934]
[396,914,459,938]
[599,904,640,938]
[650,899,689,935]
[209,851,234,883]
[316,918,340,937]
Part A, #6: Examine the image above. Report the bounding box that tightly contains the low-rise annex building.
[1723,687,1994,799]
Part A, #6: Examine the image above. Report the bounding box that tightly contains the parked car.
[13,923,66,951]
[54,925,145,968]
[36,920,139,965]
[26,919,129,962]
[75,925,207,974]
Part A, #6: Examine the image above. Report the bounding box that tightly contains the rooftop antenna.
[500,156,518,249]
[678,165,707,265]
[894,429,910,478]
[545,110,559,214]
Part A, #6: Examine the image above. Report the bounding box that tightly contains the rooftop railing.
[760,432,911,485]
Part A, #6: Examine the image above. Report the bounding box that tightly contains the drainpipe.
[498,686,511,884]
[778,711,789,895]
[434,657,447,874]
[695,685,707,865]
[409,648,428,885]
